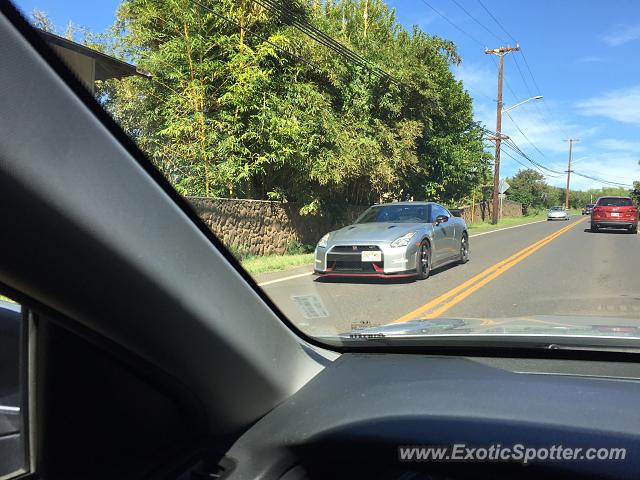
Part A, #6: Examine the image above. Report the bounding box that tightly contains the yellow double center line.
[393,218,586,323]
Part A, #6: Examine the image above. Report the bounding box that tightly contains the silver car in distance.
[314,202,469,280]
[547,206,569,221]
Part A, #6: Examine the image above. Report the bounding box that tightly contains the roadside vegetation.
[241,253,314,275]
[506,169,636,213]
[31,0,489,215]
[229,240,315,275]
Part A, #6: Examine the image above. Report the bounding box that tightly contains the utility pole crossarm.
[484,45,520,55]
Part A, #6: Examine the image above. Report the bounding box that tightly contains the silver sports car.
[314,202,469,279]
[547,206,569,221]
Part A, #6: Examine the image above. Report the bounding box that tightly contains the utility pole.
[564,139,579,209]
[485,45,520,224]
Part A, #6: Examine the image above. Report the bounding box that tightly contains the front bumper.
[314,242,420,276]
[547,215,568,220]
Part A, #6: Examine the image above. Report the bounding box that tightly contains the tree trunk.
[363,0,369,38]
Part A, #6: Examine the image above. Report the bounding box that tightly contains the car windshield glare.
[355,205,430,224]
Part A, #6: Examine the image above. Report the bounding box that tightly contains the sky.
[11,0,640,191]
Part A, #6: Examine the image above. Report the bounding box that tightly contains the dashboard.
[205,353,640,479]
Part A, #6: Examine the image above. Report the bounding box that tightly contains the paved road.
[256,217,640,336]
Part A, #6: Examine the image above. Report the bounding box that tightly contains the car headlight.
[317,233,330,249]
[390,232,416,248]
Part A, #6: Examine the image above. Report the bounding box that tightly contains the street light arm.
[502,95,543,114]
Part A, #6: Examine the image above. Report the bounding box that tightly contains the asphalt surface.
[256,216,640,336]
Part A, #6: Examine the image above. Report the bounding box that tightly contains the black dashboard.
[208,353,640,479]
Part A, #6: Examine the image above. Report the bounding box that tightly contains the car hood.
[328,222,423,243]
[344,316,640,338]
[548,211,566,216]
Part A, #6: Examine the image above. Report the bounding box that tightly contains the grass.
[241,252,314,275]
[0,295,17,304]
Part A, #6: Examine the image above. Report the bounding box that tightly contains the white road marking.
[258,271,313,286]
[470,219,550,237]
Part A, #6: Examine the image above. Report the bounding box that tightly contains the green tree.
[49,0,488,214]
[507,169,547,214]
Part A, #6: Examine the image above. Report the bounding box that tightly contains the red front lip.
[315,272,417,278]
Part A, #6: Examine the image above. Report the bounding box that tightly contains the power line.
[477,0,517,43]
[571,171,633,188]
[448,0,501,43]
[253,0,401,84]
[501,145,559,178]
[186,0,323,72]
[420,0,486,47]
[501,141,563,177]
[503,138,564,175]
[504,111,548,159]
[457,1,529,101]
[476,0,567,137]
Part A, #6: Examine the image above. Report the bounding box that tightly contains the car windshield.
[13,0,640,350]
[355,205,429,224]
[598,197,633,207]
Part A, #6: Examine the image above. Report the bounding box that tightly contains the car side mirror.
[435,215,448,225]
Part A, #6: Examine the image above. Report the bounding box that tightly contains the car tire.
[630,224,638,234]
[458,233,469,264]
[416,241,431,280]
[591,223,598,233]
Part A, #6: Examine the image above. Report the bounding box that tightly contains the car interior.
[1,2,640,479]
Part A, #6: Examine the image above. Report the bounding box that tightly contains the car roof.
[598,196,631,199]
[371,201,436,207]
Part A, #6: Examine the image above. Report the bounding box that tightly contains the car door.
[430,204,455,264]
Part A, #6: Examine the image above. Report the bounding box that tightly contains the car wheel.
[416,241,431,280]
[459,233,469,264]
[591,223,598,233]
[630,224,638,234]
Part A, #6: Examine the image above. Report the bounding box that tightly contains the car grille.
[331,261,378,273]
[330,245,381,252]
[327,246,383,273]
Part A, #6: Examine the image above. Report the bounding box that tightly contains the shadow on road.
[583,228,635,235]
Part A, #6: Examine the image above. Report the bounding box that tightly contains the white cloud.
[451,62,497,103]
[595,138,640,152]
[500,107,592,157]
[576,86,640,124]
[601,24,640,46]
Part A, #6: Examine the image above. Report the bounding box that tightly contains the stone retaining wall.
[189,197,523,256]
[189,197,367,255]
